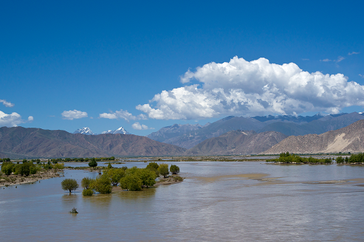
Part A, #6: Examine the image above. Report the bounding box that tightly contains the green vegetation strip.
[61,163,183,196]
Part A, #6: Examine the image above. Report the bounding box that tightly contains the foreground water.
[1,161,364,241]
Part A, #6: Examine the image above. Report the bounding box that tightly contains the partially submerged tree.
[119,174,143,191]
[136,169,156,187]
[90,175,112,194]
[81,177,93,189]
[104,168,125,186]
[61,179,79,193]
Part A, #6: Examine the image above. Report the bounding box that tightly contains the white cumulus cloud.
[0,111,33,127]
[0,99,14,107]
[132,122,149,130]
[137,56,364,120]
[99,109,147,121]
[62,110,88,120]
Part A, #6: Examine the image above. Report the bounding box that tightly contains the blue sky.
[1,0,364,135]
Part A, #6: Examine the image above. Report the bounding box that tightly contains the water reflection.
[117,187,156,200]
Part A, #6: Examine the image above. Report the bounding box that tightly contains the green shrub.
[88,158,98,168]
[29,166,37,174]
[61,179,79,193]
[82,188,94,196]
[170,165,180,174]
[172,175,183,182]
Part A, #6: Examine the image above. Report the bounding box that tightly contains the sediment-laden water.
[1,161,364,241]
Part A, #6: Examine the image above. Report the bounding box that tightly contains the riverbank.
[0,169,62,187]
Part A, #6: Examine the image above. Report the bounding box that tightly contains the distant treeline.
[1,159,64,176]
[267,152,332,164]
[0,158,11,162]
[336,153,364,164]
[51,156,116,163]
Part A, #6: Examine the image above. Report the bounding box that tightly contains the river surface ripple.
[1,161,364,241]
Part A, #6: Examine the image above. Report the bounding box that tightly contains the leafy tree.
[81,177,93,189]
[136,169,156,187]
[88,158,98,168]
[336,156,344,164]
[119,174,142,191]
[146,162,159,170]
[1,162,14,175]
[170,165,180,174]
[107,162,113,169]
[107,168,125,186]
[146,162,160,177]
[90,175,112,194]
[158,164,169,178]
[61,179,79,193]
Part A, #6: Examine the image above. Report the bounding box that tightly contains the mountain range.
[264,119,364,154]
[0,127,185,158]
[147,112,364,149]
[185,130,287,155]
[1,112,364,158]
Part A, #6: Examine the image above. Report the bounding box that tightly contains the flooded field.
[1,161,364,241]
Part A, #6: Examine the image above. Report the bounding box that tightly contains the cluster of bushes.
[74,163,181,196]
[336,153,364,164]
[0,158,11,162]
[1,160,64,176]
[1,160,38,176]
[268,152,332,164]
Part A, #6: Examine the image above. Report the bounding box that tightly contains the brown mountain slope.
[263,119,364,154]
[185,130,287,155]
[0,127,186,158]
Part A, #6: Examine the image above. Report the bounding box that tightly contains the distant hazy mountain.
[148,116,265,149]
[147,123,208,144]
[0,127,185,158]
[74,127,94,135]
[258,112,364,136]
[101,127,129,135]
[264,119,364,154]
[185,130,287,155]
[148,112,364,149]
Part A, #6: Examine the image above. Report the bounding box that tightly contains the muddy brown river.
[1,161,364,241]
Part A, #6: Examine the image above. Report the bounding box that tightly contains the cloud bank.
[0,99,14,107]
[0,111,33,127]
[99,109,147,121]
[62,110,88,120]
[137,56,364,120]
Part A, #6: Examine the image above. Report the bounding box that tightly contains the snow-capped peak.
[101,127,129,135]
[74,127,94,135]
